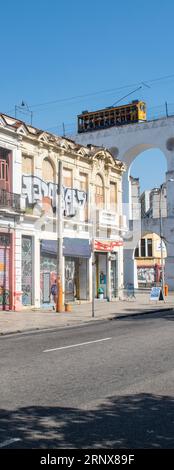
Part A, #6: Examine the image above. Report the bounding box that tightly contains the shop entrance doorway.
[65,257,89,302]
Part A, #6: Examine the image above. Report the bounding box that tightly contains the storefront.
[40,240,57,306]
[64,238,91,302]
[94,239,122,300]
[40,238,91,305]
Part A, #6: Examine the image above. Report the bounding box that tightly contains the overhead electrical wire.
[5,72,174,116]
[29,73,174,110]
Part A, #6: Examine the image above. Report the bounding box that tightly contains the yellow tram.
[77,100,146,133]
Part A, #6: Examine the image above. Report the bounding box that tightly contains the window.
[95,174,104,208]
[0,149,11,192]
[110,182,117,210]
[140,239,146,257]
[42,158,54,183]
[22,155,33,175]
[79,173,88,222]
[79,172,87,192]
[147,238,153,257]
[63,168,72,188]
[134,246,139,258]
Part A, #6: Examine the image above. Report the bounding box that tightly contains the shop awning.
[41,238,91,258]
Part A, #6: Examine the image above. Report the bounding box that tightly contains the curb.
[0,308,173,336]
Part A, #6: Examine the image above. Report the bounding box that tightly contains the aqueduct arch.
[75,116,174,289]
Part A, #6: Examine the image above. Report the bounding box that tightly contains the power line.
[4,72,174,118]
[13,73,174,111]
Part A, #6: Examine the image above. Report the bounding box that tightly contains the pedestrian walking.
[50,279,58,310]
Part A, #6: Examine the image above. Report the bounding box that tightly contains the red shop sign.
[94,240,123,251]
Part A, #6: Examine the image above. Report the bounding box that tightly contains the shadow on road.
[111,309,174,322]
[1,393,174,448]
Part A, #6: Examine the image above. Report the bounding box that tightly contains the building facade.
[140,186,167,219]
[134,233,167,287]
[130,175,141,220]
[0,113,126,310]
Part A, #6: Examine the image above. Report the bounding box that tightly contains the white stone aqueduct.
[75,116,174,290]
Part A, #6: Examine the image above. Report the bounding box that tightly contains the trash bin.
[98,287,104,300]
[65,303,72,312]
[164,284,168,296]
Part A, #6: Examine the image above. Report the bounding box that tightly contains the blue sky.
[1,0,174,192]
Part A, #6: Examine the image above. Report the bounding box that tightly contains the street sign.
[150,287,164,301]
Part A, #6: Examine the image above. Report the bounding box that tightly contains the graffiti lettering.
[22,175,87,215]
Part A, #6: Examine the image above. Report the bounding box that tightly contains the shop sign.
[150,286,164,301]
[99,210,118,226]
[94,240,123,251]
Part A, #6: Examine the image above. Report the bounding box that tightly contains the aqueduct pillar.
[74,116,174,290]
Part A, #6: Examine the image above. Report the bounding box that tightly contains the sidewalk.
[0,292,173,336]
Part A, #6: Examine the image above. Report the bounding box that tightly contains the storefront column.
[34,235,41,308]
[62,254,65,305]
[14,231,22,311]
[118,246,124,295]
[89,256,93,301]
[106,253,111,301]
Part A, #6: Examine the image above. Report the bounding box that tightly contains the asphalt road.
[0,309,174,449]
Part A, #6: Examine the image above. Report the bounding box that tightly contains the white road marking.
[43,337,112,353]
[0,438,21,448]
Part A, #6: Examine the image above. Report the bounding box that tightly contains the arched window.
[95,174,104,208]
[42,158,55,214]
[22,155,33,175]
[42,158,54,182]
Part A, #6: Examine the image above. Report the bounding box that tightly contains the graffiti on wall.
[22,236,33,305]
[22,175,87,215]
[137,267,155,284]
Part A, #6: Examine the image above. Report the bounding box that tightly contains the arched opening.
[124,148,168,290]
[130,148,167,195]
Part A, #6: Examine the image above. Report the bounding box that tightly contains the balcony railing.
[0,189,25,212]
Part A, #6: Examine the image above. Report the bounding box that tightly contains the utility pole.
[159,185,165,299]
[165,101,168,118]
[56,159,64,312]
[92,240,95,318]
